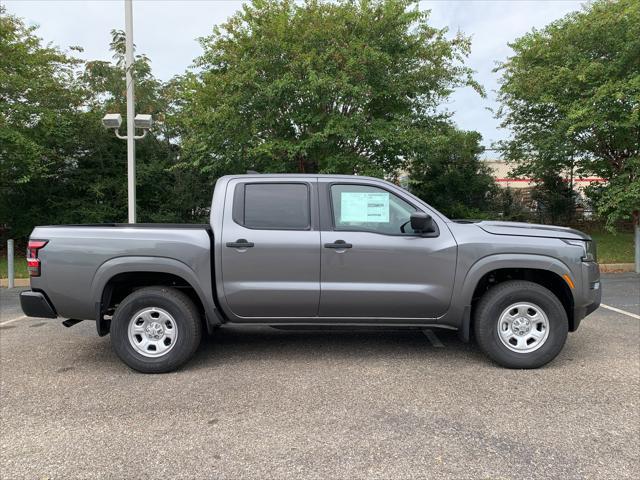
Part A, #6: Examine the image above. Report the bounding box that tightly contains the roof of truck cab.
[219,174,389,182]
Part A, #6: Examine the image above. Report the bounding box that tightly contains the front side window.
[242,183,310,229]
[330,184,416,235]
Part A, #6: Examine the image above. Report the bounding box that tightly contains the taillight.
[27,240,48,277]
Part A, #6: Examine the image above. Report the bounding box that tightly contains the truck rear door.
[220,178,320,319]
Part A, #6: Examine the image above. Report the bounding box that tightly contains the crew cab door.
[220,178,320,319]
[318,180,457,319]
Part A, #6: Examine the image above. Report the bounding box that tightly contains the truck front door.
[221,179,320,319]
[318,180,457,320]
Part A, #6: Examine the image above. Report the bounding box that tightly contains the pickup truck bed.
[26,224,217,332]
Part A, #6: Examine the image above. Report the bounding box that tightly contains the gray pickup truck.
[20,174,601,372]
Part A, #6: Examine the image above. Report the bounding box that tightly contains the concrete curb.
[0,278,30,288]
[599,263,635,273]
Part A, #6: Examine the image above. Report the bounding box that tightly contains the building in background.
[484,159,606,190]
[484,158,606,217]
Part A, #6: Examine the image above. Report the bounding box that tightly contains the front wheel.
[111,287,202,373]
[474,280,568,369]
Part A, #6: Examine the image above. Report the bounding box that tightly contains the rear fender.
[91,256,221,335]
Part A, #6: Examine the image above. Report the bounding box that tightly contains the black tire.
[111,287,202,373]
[474,280,568,369]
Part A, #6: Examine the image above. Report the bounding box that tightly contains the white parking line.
[0,315,28,327]
[600,304,640,320]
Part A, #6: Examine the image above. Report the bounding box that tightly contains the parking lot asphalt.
[1,274,638,479]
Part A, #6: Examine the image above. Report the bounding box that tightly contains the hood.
[466,220,591,241]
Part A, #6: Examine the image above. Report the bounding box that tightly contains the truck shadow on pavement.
[61,322,587,373]
[187,326,489,371]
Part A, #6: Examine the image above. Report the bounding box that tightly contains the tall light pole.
[124,0,136,223]
[102,0,152,223]
[634,210,639,273]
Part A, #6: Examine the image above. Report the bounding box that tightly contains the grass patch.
[0,254,29,279]
[590,231,634,264]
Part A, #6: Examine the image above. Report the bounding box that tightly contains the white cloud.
[5,0,586,155]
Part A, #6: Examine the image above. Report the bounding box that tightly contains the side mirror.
[410,212,434,233]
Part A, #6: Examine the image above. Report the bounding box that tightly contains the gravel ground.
[0,274,638,479]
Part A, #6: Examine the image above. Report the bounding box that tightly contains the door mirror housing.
[410,212,435,234]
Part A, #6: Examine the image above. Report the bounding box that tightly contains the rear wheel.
[111,287,202,373]
[474,280,568,368]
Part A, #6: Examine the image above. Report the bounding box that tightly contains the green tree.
[0,16,209,241]
[530,173,576,224]
[408,124,497,219]
[494,187,528,222]
[0,6,85,238]
[496,0,640,228]
[74,30,210,225]
[589,157,640,228]
[180,0,481,178]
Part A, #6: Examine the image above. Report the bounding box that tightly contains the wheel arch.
[458,254,577,341]
[92,256,221,336]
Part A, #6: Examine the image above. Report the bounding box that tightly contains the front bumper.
[20,290,57,318]
[573,284,601,330]
[571,262,602,331]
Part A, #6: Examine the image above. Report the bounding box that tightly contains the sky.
[4,0,586,157]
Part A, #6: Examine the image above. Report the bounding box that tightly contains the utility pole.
[102,1,152,223]
[634,210,639,273]
[125,0,136,223]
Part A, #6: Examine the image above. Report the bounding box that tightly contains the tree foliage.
[0,6,84,234]
[0,10,208,241]
[589,157,640,227]
[496,0,640,227]
[530,173,576,225]
[179,0,481,178]
[408,125,497,219]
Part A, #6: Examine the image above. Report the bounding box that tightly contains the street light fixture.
[101,110,153,224]
[101,113,122,129]
[134,114,153,130]
[102,113,152,140]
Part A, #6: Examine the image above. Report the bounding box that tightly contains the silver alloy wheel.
[497,302,550,353]
[127,307,178,358]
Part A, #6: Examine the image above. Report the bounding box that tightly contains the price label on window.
[340,192,390,223]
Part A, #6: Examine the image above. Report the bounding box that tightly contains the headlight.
[563,239,597,262]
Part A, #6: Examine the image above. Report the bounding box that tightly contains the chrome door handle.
[324,240,352,249]
[226,239,254,248]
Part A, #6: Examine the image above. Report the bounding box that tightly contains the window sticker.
[340,192,390,223]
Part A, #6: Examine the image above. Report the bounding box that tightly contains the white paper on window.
[340,192,390,223]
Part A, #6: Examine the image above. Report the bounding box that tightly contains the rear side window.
[239,183,310,230]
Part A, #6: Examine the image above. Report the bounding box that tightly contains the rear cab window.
[234,183,311,230]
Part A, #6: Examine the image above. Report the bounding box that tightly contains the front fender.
[460,253,574,306]
[451,253,576,342]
